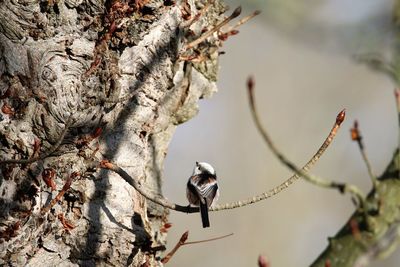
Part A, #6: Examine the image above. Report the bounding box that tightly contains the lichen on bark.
[0,0,227,266]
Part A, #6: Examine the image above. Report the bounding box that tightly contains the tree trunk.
[0,0,225,266]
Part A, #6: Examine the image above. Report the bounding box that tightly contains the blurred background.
[163,0,398,266]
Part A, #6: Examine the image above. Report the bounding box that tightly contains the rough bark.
[311,150,400,267]
[0,0,225,266]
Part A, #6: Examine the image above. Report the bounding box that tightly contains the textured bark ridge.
[0,0,225,266]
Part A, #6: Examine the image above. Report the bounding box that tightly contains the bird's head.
[192,161,216,176]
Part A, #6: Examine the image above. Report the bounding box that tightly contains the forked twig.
[161,231,189,264]
[40,172,80,215]
[222,10,261,33]
[185,6,242,50]
[350,120,378,188]
[246,77,366,209]
[161,231,233,264]
[0,116,73,165]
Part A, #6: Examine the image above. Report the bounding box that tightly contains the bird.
[186,161,219,228]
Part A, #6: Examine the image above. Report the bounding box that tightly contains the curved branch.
[247,77,366,209]
[100,103,343,213]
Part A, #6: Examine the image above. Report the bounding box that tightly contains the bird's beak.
[195,161,199,166]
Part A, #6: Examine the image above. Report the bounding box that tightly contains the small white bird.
[186,162,219,228]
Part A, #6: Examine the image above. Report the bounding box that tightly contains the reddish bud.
[350,218,361,240]
[247,76,254,91]
[218,33,229,41]
[1,103,14,115]
[91,127,103,139]
[108,21,117,36]
[258,255,269,267]
[32,138,41,157]
[335,109,346,125]
[42,168,57,191]
[247,76,255,106]
[325,259,331,267]
[231,6,242,18]
[160,222,173,233]
[350,120,361,141]
[58,213,75,231]
[100,160,112,169]
[180,231,189,243]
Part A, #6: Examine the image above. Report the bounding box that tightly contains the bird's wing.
[189,176,218,206]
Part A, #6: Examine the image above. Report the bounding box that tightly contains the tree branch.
[247,77,366,209]
[185,6,242,50]
[350,120,378,188]
[99,99,343,213]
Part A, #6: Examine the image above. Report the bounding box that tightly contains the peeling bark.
[0,0,225,266]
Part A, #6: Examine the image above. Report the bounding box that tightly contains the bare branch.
[99,160,197,212]
[161,231,233,264]
[40,172,80,215]
[100,98,344,212]
[0,116,73,165]
[354,222,400,267]
[185,6,242,50]
[223,10,261,33]
[350,120,378,188]
[246,77,366,210]
[183,232,233,245]
[161,231,189,264]
[186,0,214,27]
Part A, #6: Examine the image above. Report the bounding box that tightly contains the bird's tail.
[200,199,210,228]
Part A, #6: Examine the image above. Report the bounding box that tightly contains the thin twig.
[161,231,233,264]
[185,6,242,50]
[161,231,189,264]
[0,116,73,165]
[183,232,233,245]
[246,77,366,210]
[350,120,378,188]
[222,10,261,33]
[395,89,400,180]
[186,0,214,27]
[40,172,80,215]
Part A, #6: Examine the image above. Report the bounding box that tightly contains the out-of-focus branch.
[223,10,261,33]
[258,255,270,267]
[395,89,400,180]
[350,120,378,188]
[310,150,400,266]
[246,77,366,209]
[185,6,242,50]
